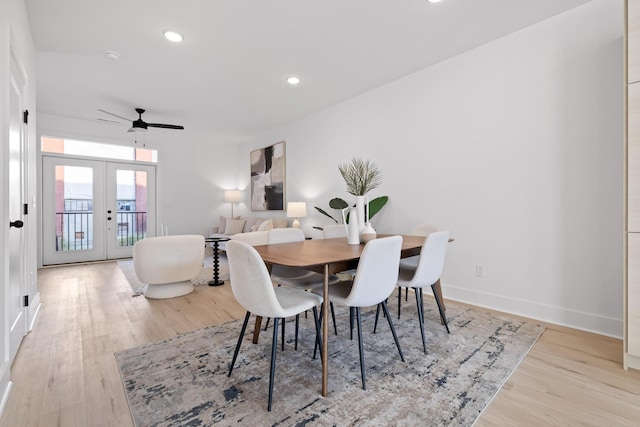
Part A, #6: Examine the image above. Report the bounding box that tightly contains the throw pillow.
[257,219,274,231]
[219,215,239,234]
[225,219,246,235]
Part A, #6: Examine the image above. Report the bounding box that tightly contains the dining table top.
[252,233,425,269]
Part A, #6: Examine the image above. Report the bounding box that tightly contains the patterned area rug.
[115,297,544,426]
[117,248,230,295]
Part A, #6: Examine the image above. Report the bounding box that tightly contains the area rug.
[117,247,229,295]
[115,298,544,426]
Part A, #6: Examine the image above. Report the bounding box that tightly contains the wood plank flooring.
[1,262,640,426]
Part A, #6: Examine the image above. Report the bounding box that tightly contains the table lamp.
[287,202,307,228]
[224,190,243,217]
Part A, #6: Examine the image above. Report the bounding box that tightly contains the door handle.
[10,220,24,228]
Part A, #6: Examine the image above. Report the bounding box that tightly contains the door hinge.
[23,203,28,215]
[24,295,29,307]
[23,110,29,124]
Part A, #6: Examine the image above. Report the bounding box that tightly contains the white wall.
[0,0,38,415]
[238,0,624,337]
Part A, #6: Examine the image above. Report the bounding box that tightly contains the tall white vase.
[355,196,367,236]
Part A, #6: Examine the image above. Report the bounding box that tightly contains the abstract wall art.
[250,141,285,211]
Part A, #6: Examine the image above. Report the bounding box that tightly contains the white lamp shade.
[287,202,307,218]
[224,190,243,202]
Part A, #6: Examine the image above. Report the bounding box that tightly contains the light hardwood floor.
[1,262,640,426]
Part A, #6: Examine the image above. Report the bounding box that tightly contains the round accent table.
[205,237,230,286]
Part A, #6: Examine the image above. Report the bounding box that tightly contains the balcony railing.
[55,211,147,251]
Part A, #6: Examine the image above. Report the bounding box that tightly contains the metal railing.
[55,211,147,251]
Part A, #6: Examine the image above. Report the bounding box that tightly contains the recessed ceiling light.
[428,0,443,3]
[163,30,183,43]
[286,76,301,85]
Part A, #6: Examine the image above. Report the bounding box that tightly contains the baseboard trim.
[28,292,41,332]
[441,283,623,338]
[0,371,12,421]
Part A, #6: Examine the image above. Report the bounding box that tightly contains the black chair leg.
[350,307,355,340]
[382,300,404,362]
[281,318,285,351]
[228,311,251,376]
[415,288,427,354]
[312,306,322,360]
[355,307,366,390]
[264,317,270,331]
[268,317,279,411]
[405,287,409,301]
[397,287,402,319]
[431,283,450,334]
[373,303,381,334]
[330,302,338,335]
[295,314,300,350]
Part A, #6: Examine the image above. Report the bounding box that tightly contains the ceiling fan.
[98,108,184,132]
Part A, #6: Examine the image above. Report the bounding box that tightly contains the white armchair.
[133,235,205,299]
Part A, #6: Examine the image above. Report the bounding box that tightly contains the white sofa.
[210,215,289,251]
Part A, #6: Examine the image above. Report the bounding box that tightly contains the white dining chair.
[226,240,323,411]
[377,230,450,354]
[268,228,340,339]
[315,235,405,390]
[397,224,439,315]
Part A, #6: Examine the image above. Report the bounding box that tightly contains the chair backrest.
[345,235,403,307]
[410,224,438,236]
[268,227,305,244]
[133,235,205,284]
[323,224,347,239]
[409,230,450,287]
[226,240,287,318]
[230,230,269,246]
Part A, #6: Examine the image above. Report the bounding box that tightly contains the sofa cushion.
[272,218,288,229]
[242,217,261,233]
[257,219,274,231]
[225,218,246,235]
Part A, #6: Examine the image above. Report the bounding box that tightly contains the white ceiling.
[25,0,593,144]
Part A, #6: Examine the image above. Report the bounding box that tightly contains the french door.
[42,156,156,265]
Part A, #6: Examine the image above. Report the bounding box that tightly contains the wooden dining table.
[252,234,428,397]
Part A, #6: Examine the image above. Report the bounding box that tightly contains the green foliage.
[313,196,388,230]
[338,157,383,196]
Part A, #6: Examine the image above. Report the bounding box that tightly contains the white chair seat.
[326,280,354,304]
[397,265,419,286]
[273,286,323,318]
[271,265,340,288]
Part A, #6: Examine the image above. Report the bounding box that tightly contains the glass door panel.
[106,163,156,259]
[42,157,105,264]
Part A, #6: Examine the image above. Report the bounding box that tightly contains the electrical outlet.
[476,264,485,277]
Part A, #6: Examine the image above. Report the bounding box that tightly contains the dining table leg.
[322,264,329,397]
[252,316,263,344]
[433,279,446,324]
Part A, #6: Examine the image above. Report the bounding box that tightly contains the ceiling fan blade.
[147,123,184,130]
[98,109,133,122]
[97,118,121,124]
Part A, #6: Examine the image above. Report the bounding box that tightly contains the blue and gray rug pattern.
[115,298,544,426]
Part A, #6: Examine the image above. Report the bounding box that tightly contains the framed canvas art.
[250,141,285,211]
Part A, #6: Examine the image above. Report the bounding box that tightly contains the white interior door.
[42,157,106,264]
[8,52,28,361]
[42,157,156,264]
[105,162,156,259]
